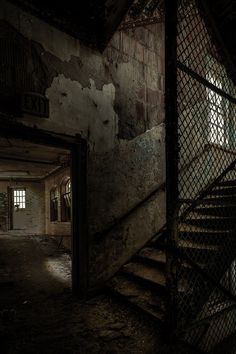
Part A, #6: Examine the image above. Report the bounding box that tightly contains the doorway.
[9,188,26,230]
[0,118,87,298]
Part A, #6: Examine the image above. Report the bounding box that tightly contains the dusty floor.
[0,233,195,354]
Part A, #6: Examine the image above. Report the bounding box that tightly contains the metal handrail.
[180,158,236,221]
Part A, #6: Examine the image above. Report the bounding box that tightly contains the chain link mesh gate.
[166,0,236,351]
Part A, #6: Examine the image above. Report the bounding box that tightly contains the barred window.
[14,189,26,209]
[61,178,71,222]
[50,187,59,222]
[207,59,229,146]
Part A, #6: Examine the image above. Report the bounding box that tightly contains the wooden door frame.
[7,186,13,230]
[0,116,88,299]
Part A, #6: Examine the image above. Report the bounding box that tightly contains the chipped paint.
[46,75,119,152]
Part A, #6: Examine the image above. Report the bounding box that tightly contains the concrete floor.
[0,233,201,354]
[0,233,166,354]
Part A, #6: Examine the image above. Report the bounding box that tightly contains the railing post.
[165,0,179,332]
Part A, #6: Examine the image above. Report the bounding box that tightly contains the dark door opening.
[0,119,87,298]
[9,187,26,230]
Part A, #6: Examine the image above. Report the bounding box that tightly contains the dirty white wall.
[0,181,45,234]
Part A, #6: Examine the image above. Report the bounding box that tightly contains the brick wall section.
[105,24,165,139]
[0,181,45,234]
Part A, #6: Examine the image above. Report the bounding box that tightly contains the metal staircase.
[109,170,236,350]
[110,0,236,351]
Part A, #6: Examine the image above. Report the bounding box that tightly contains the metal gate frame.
[165,0,236,350]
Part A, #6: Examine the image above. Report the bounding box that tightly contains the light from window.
[14,189,26,209]
[207,70,228,146]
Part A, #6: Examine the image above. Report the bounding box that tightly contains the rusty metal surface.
[119,0,164,29]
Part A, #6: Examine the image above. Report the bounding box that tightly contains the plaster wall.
[0,180,45,234]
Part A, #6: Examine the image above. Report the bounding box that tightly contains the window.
[61,178,71,222]
[50,187,59,222]
[207,59,229,146]
[14,188,26,209]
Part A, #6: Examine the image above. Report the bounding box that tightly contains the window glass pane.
[13,189,26,209]
[207,65,228,147]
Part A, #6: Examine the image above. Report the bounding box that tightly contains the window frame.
[50,186,59,222]
[13,188,26,210]
[60,177,71,222]
[206,56,230,147]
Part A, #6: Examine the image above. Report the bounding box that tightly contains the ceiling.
[0,137,70,180]
[10,0,134,49]
[10,0,236,82]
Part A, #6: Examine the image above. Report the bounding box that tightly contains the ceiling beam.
[0,155,63,166]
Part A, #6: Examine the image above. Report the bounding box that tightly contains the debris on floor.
[0,233,198,354]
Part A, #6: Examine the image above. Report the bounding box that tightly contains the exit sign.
[21,92,49,118]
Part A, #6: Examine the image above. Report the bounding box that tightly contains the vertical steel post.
[71,138,88,298]
[165,0,179,331]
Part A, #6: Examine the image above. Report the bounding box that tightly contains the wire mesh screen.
[175,0,236,351]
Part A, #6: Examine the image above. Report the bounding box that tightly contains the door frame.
[9,187,27,231]
[0,115,88,299]
[7,186,13,230]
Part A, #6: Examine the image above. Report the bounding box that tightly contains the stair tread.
[138,248,166,264]
[179,223,232,234]
[195,205,236,218]
[110,275,165,321]
[196,204,236,210]
[210,187,236,196]
[184,214,236,231]
[218,180,236,187]
[186,212,236,220]
[200,196,236,204]
[179,239,219,251]
[122,262,166,287]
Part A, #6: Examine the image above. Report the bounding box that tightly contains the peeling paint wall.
[46,76,118,152]
[1,1,166,290]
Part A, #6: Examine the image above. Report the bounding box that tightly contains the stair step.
[210,186,236,196]
[195,205,236,217]
[199,196,236,205]
[218,180,236,187]
[177,234,221,263]
[184,214,236,230]
[179,223,232,233]
[109,275,165,321]
[122,262,166,292]
[179,230,233,245]
[179,239,219,251]
[135,248,166,269]
[122,261,190,293]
